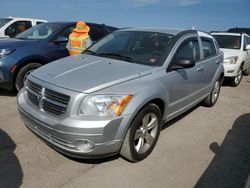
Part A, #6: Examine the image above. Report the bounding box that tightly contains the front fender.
[111,79,169,141]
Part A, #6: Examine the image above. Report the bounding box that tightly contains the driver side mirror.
[5,27,16,38]
[245,44,250,51]
[171,58,195,70]
[54,36,68,44]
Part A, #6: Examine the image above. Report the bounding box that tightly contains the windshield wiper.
[98,53,134,62]
[83,49,97,55]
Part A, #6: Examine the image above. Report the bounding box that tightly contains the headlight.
[223,56,238,64]
[0,49,15,56]
[80,95,133,116]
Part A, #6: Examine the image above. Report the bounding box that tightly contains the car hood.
[220,48,240,58]
[31,54,154,93]
[0,38,39,48]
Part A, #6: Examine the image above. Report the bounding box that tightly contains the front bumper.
[17,88,133,159]
[223,63,240,77]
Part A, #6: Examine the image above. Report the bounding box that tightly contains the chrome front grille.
[26,80,70,116]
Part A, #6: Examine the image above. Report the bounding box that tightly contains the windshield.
[213,35,241,50]
[0,18,12,29]
[85,31,174,66]
[15,23,61,40]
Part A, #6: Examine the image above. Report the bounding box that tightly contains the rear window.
[213,35,241,50]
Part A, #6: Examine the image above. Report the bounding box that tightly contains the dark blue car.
[0,22,118,91]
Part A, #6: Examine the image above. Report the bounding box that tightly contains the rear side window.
[5,21,32,37]
[201,37,216,59]
[174,37,200,62]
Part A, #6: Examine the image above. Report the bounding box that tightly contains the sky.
[0,0,250,32]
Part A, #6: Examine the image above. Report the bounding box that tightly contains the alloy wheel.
[134,113,159,154]
[211,80,220,104]
[234,68,242,85]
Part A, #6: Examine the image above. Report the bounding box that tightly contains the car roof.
[117,28,214,38]
[42,21,119,30]
[5,16,47,22]
[119,27,186,35]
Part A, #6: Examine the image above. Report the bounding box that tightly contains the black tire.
[231,66,243,87]
[120,103,162,162]
[15,63,41,91]
[202,77,221,107]
[243,65,250,76]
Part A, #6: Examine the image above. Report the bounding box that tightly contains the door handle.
[197,66,204,72]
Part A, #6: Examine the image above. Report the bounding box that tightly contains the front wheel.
[202,77,221,107]
[120,103,162,162]
[231,66,243,87]
[15,63,42,91]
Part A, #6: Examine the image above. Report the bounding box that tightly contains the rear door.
[199,36,222,88]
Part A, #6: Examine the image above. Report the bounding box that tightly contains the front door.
[50,26,74,60]
[163,37,205,119]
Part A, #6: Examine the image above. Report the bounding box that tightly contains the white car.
[0,17,47,38]
[212,32,250,86]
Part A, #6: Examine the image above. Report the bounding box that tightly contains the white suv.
[212,32,250,86]
[0,17,47,38]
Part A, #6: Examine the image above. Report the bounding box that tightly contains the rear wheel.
[231,66,243,87]
[120,103,162,162]
[202,77,221,107]
[15,63,42,91]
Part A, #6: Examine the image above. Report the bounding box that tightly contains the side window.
[53,26,74,45]
[201,37,216,59]
[244,36,248,49]
[5,21,32,37]
[56,26,74,40]
[247,37,250,45]
[174,38,200,62]
[88,24,108,42]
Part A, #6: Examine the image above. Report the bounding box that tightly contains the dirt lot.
[0,77,250,188]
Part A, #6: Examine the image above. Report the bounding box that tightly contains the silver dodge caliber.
[17,28,224,162]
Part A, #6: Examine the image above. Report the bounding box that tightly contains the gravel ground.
[0,77,250,188]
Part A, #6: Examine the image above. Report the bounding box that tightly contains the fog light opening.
[75,140,95,152]
[227,70,235,73]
